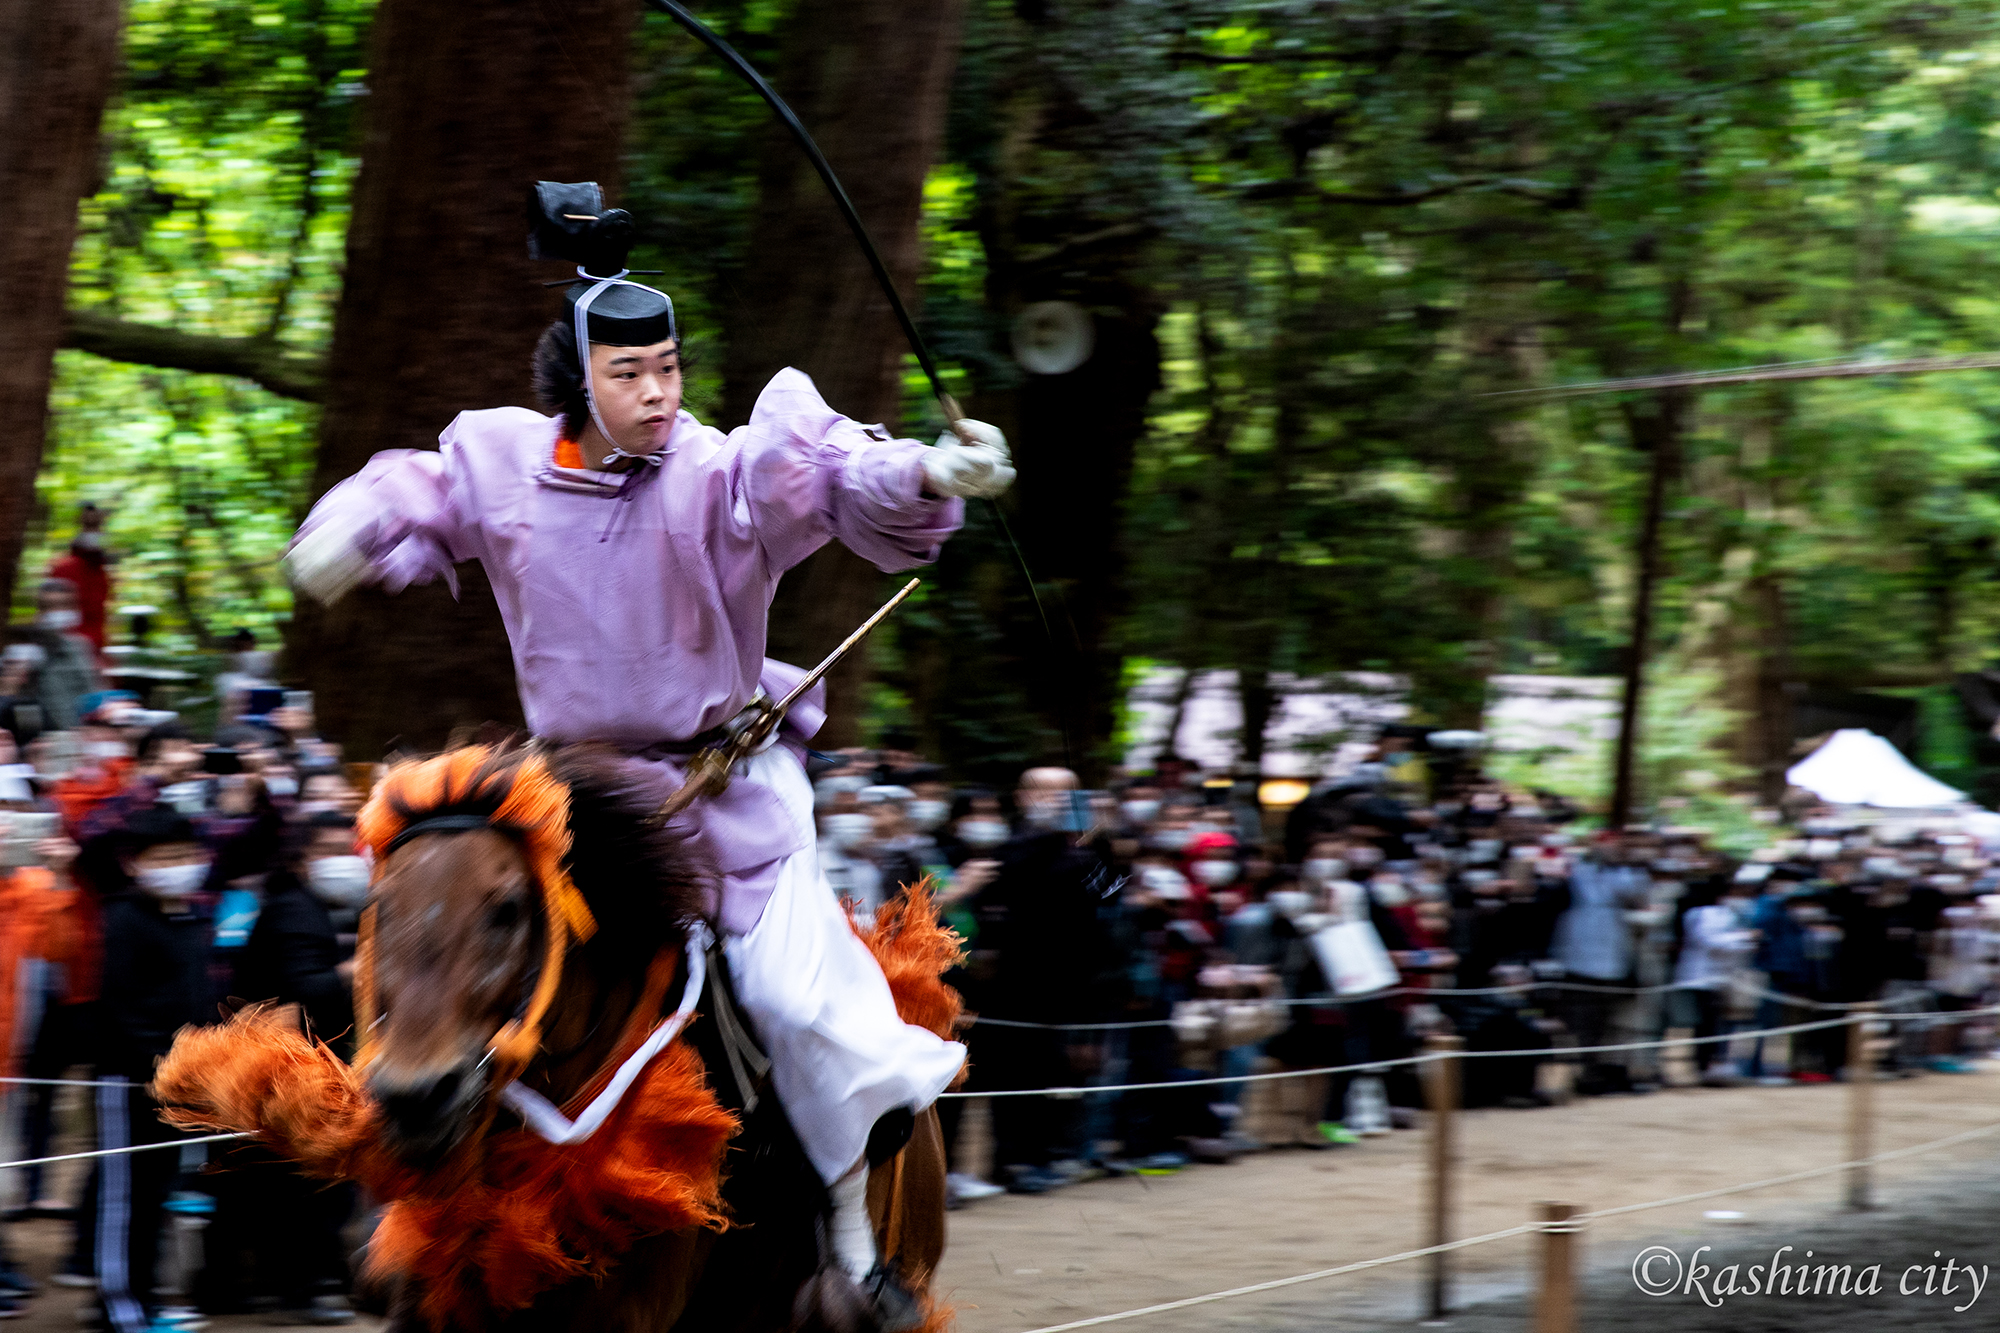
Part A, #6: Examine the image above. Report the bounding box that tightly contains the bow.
[647,0,1072,765]
[645,0,970,438]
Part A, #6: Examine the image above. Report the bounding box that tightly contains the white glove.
[284,513,378,606]
[921,420,1015,499]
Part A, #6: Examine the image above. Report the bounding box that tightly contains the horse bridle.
[356,814,587,1086]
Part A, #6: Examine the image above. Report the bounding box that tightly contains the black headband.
[385,813,497,857]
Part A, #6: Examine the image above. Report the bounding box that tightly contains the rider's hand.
[951,858,1001,896]
[37,837,78,876]
[285,513,379,606]
[922,421,1014,499]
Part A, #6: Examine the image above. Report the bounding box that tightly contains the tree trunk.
[284,0,635,756]
[1238,666,1277,777]
[1411,277,1543,730]
[725,0,968,747]
[1748,571,1794,805]
[956,67,1160,782]
[1608,389,1686,827]
[0,0,122,611]
[1007,305,1157,778]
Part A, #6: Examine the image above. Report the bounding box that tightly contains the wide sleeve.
[290,415,480,596]
[734,368,964,576]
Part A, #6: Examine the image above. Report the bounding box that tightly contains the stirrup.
[860,1263,925,1333]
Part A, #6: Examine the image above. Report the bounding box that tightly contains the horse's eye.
[487,898,522,932]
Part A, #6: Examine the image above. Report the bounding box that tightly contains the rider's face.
[585,338,682,458]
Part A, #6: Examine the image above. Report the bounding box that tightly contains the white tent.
[1785,729,1967,808]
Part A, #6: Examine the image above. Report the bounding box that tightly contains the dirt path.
[1331,1155,2000,1333]
[932,1067,2000,1333]
[5,1067,1997,1331]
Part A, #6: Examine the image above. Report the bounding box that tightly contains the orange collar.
[554,434,585,470]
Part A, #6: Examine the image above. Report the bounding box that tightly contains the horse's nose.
[369,1060,480,1156]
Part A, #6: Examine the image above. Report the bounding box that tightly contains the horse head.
[355,742,703,1168]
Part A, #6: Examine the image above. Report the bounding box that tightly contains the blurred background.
[15,0,2000,816]
[21,6,2000,1331]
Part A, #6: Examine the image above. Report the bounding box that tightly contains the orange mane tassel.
[156,1007,733,1329]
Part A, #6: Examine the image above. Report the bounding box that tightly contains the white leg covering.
[724,751,967,1186]
[828,1162,876,1280]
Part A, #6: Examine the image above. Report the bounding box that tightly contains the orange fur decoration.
[152,789,969,1330]
[357,747,597,946]
[856,880,965,1041]
[355,748,600,1079]
[157,1008,734,1330]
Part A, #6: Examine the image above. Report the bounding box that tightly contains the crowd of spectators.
[2,651,1998,1328]
[0,683,366,1330]
[806,739,2000,1209]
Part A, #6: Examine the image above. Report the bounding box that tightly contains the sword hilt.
[648,579,921,824]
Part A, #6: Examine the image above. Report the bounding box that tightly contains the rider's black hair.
[531,321,692,446]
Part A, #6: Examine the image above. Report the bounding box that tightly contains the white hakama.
[721,750,966,1184]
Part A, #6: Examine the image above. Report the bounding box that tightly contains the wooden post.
[1424,1034,1464,1320]
[1534,1201,1581,1333]
[1846,1003,1877,1211]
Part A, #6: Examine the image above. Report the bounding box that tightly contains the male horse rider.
[285,185,1011,1287]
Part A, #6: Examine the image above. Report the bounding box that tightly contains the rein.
[501,934,706,1144]
[355,811,684,1135]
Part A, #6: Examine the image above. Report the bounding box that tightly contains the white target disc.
[1012,301,1096,375]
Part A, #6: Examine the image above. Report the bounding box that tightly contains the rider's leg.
[721,751,965,1273]
[827,1162,875,1280]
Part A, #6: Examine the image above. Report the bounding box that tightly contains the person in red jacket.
[46,503,113,656]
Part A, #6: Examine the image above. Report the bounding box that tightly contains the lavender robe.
[298,369,963,931]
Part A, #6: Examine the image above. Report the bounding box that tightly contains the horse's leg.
[867,1105,948,1285]
[533,1230,706,1333]
[378,1271,427,1333]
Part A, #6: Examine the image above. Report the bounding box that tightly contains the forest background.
[13,0,2000,823]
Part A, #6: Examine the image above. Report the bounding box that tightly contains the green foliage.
[39,0,369,647]
[43,0,2000,805]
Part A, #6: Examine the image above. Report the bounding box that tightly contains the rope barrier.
[1005,1115,2000,1333]
[4,1018,1996,1329]
[1008,1222,1547,1333]
[967,979,1941,1030]
[6,998,1983,1105]
[944,1004,2000,1100]
[0,1077,148,1088]
[1574,1119,2000,1223]
[0,1132,250,1173]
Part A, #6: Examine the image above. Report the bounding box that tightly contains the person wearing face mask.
[904,794,951,836]
[889,765,954,838]
[19,580,104,732]
[1182,830,1241,904]
[235,813,361,1050]
[131,720,207,816]
[51,693,145,862]
[958,767,1118,1194]
[215,811,364,1324]
[1116,782,1163,834]
[858,786,934,905]
[46,504,115,655]
[820,808,885,917]
[936,787,1008,867]
[90,808,218,1333]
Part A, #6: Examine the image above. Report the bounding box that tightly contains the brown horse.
[155,742,954,1333]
